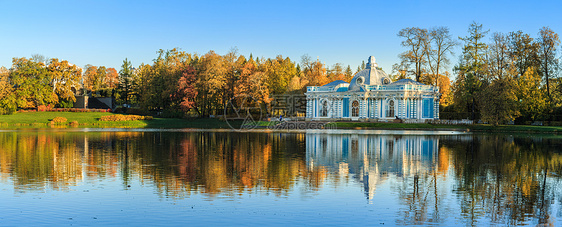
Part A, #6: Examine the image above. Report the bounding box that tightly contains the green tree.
[517,67,548,121]
[96,66,107,94]
[118,58,134,105]
[454,22,489,119]
[480,77,519,126]
[0,67,16,114]
[10,57,57,108]
[345,65,353,81]
[266,55,296,94]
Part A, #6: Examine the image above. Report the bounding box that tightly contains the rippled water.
[0,129,561,226]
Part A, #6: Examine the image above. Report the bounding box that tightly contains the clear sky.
[1,0,561,75]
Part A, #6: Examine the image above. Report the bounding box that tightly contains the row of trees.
[0,48,357,116]
[452,23,561,124]
[126,49,355,117]
[0,22,560,124]
[0,58,84,114]
[394,23,562,124]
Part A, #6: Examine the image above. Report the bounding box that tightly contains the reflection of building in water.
[306,133,439,201]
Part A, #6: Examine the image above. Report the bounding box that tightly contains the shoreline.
[1,112,561,134]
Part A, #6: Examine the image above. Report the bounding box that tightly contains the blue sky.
[1,0,561,75]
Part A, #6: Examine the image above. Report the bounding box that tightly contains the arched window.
[351,100,359,117]
[386,100,395,118]
[320,100,328,117]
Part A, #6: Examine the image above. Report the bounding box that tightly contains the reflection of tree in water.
[305,133,562,225]
[445,135,562,226]
[0,132,85,192]
[0,131,324,199]
[1,131,562,224]
[394,147,451,225]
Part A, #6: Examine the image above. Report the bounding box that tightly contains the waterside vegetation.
[1,112,561,133]
[0,23,561,128]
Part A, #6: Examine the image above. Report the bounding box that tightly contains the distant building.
[305,56,440,121]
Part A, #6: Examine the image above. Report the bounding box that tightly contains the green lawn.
[0,112,240,129]
[329,122,562,133]
[0,112,114,125]
[1,112,561,133]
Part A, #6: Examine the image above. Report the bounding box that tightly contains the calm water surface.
[0,129,561,226]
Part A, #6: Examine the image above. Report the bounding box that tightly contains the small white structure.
[305,56,440,121]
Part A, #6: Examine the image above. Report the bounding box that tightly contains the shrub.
[70,121,79,127]
[50,117,68,124]
[0,106,16,115]
[99,114,153,122]
[37,105,48,112]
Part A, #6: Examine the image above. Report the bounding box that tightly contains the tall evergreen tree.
[455,22,489,119]
[118,58,134,105]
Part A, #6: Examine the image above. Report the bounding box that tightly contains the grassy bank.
[1,112,561,133]
[0,112,239,129]
[329,122,562,133]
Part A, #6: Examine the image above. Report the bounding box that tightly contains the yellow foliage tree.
[517,67,548,121]
[47,59,82,102]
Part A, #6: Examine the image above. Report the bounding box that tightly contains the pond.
[0,129,561,226]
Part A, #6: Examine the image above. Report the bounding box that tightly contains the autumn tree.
[397,27,429,82]
[300,55,328,87]
[9,57,57,108]
[0,67,16,114]
[195,50,226,117]
[47,58,82,107]
[173,64,198,112]
[287,75,305,93]
[327,63,347,82]
[437,73,453,107]
[139,48,194,113]
[426,27,458,87]
[517,67,548,121]
[235,58,270,105]
[222,48,243,108]
[83,65,99,92]
[391,63,411,81]
[507,31,539,78]
[105,68,119,89]
[486,32,517,81]
[480,77,519,125]
[96,66,107,92]
[479,33,520,125]
[536,27,560,101]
